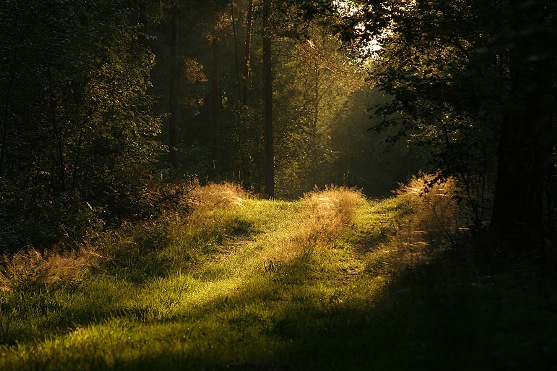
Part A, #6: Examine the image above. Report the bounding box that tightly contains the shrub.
[395,173,472,247]
[99,182,254,278]
[140,178,199,218]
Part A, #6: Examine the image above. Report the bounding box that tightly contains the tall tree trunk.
[311,59,320,162]
[238,0,254,189]
[242,0,253,105]
[48,68,66,193]
[211,37,220,172]
[0,75,14,176]
[263,0,274,198]
[168,0,179,168]
[230,0,242,100]
[490,97,549,253]
[490,0,554,257]
[1,31,24,176]
[138,0,148,46]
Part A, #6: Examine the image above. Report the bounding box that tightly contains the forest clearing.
[1,182,555,370]
[1,1,557,369]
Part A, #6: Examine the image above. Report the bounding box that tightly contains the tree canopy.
[317,0,557,254]
[0,0,162,251]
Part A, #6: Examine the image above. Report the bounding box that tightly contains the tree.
[319,0,556,255]
[263,0,275,197]
[147,0,232,175]
[0,0,163,252]
[488,0,556,254]
[242,0,254,105]
[271,25,371,196]
[167,0,180,169]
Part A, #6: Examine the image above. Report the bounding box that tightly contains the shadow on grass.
[266,250,557,371]
[3,246,557,371]
[151,250,557,370]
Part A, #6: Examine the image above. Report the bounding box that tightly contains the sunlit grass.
[0,184,396,369]
[1,181,555,370]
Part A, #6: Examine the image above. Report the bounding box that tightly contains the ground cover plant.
[0,181,556,370]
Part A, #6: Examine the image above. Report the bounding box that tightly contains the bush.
[395,173,472,246]
[98,181,254,279]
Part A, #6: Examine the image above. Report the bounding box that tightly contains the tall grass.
[395,174,471,245]
[0,183,383,368]
[0,245,102,292]
[289,186,365,259]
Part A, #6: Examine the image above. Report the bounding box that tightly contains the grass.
[1,182,556,370]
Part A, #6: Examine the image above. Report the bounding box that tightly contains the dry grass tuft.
[0,245,103,292]
[288,186,365,258]
[396,174,469,239]
[188,182,247,212]
[303,186,363,226]
[390,174,473,270]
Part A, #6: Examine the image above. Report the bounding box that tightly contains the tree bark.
[168,0,179,168]
[242,0,253,105]
[489,0,554,256]
[211,37,220,172]
[263,0,274,198]
[48,68,66,193]
[0,74,14,176]
[230,0,242,100]
[490,96,550,253]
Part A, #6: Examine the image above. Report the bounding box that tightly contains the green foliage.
[314,0,557,244]
[0,0,164,252]
[272,28,409,197]
[361,1,501,192]
[143,0,415,198]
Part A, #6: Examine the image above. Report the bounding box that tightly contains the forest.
[1,0,556,369]
[0,0,424,252]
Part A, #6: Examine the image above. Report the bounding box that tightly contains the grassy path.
[0,188,408,370]
[2,185,556,370]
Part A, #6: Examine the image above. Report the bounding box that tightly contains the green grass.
[1,186,556,370]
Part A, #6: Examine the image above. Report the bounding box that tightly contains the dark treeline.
[0,0,415,253]
[1,0,556,265]
[0,1,163,252]
[325,0,557,260]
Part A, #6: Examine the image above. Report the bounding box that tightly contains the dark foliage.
[0,1,163,252]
